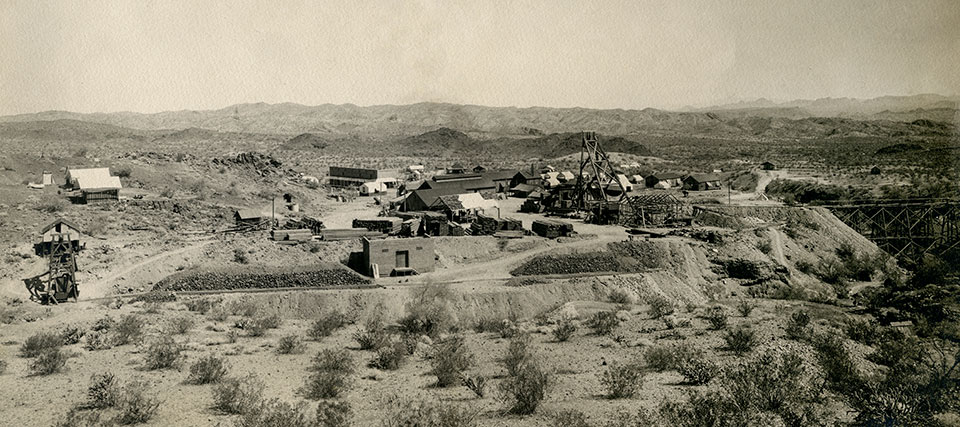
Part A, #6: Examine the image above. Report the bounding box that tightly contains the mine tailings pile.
[153,264,373,292]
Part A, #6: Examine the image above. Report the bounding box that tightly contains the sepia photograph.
[0,1,958,426]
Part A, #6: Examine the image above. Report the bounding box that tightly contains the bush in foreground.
[785,310,811,341]
[429,335,473,387]
[723,326,758,355]
[20,331,63,358]
[599,362,644,399]
[677,354,718,385]
[235,399,313,427]
[30,348,67,376]
[498,357,551,415]
[552,317,577,342]
[114,380,161,425]
[587,310,620,335]
[142,336,184,370]
[113,314,146,345]
[213,375,264,414]
[382,399,478,427]
[308,311,346,341]
[316,401,353,427]
[187,354,229,385]
[704,306,728,330]
[398,282,457,338]
[276,335,306,354]
[302,349,354,399]
[84,373,119,409]
[370,340,408,371]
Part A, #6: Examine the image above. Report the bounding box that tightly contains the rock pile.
[153,264,371,292]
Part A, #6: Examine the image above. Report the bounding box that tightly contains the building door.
[396,251,409,268]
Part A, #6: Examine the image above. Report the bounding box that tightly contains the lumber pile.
[422,212,450,236]
[301,216,326,234]
[470,214,524,236]
[532,220,575,238]
[448,223,466,236]
[271,229,314,242]
[520,198,545,213]
[352,218,403,235]
[320,228,385,241]
[153,265,372,291]
[400,218,421,237]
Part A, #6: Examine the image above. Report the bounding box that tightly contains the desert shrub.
[276,335,306,354]
[472,317,502,333]
[213,375,264,414]
[20,331,63,357]
[228,300,260,317]
[257,313,282,329]
[599,362,644,399]
[316,400,353,427]
[398,282,457,338]
[142,336,184,370]
[83,330,113,351]
[677,354,718,385]
[722,350,826,424]
[114,166,132,178]
[113,314,146,345]
[187,354,229,384]
[587,310,620,335]
[462,374,487,398]
[756,240,772,254]
[496,319,520,338]
[36,195,66,213]
[114,380,160,425]
[30,348,67,375]
[498,356,551,415]
[382,399,478,427]
[84,373,119,409]
[429,335,473,387]
[785,310,811,341]
[0,359,6,374]
[54,408,105,427]
[608,288,634,304]
[723,327,758,355]
[353,314,390,350]
[59,325,86,345]
[844,317,881,345]
[234,248,249,264]
[553,409,591,427]
[92,316,116,332]
[812,333,864,395]
[795,260,816,274]
[237,317,266,337]
[501,334,533,376]
[308,311,346,340]
[662,315,692,330]
[184,297,219,314]
[605,408,657,427]
[235,399,313,427]
[207,306,229,322]
[643,345,679,372]
[704,306,728,330]
[370,340,407,371]
[167,315,195,335]
[552,317,577,342]
[736,298,754,317]
[647,295,675,319]
[302,349,354,399]
[310,349,355,373]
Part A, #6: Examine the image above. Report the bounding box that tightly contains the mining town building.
[362,237,435,277]
[682,173,723,191]
[64,167,122,203]
[645,172,684,189]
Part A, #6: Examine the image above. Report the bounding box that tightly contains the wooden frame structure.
[574,131,625,212]
[826,198,960,265]
[619,194,686,227]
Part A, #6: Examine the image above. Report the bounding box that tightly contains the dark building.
[761,161,777,171]
[682,173,722,191]
[645,172,684,188]
[234,209,263,227]
[362,237,435,277]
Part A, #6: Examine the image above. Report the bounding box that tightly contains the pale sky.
[1,0,958,115]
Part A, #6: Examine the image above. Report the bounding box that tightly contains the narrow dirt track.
[86,239,215,298]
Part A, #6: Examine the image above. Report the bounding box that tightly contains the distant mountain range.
[687,94,958,122]
[0,94,955,139]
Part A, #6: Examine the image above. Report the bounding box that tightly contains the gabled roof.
[423,177,496,193]
[685,173,721,183]
[515,170,537,180]
[450,162,465,169]
[41,218,82,235]
[483,170,519,181]
[511,183,540,193]
[235,209,262,220]
[651,172,684,180]
[66,167,122,190]
[434,173,482,182]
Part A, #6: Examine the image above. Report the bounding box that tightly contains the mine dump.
[2,3,959,427]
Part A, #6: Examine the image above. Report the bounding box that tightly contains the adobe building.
[361,237,435,277]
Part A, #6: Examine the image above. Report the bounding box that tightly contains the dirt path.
[767,227,788,265]
[86,239,215,298]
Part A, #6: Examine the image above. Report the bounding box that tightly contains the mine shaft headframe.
[575,131,626,211]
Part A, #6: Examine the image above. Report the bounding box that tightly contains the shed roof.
[432,193,498,211]
[235,209,262,220]
[511,183,539,193]
[685,173,721,183]
[483,169,519,181]
[41,218,82,235]
[652,172,684,180]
